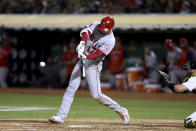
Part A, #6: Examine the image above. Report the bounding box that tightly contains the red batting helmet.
[98,16,115,32]
[164,39,174,49]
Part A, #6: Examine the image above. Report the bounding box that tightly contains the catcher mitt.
[157,70,176,92]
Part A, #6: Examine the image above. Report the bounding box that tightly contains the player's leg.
[50,62,81,123]
[0,67,8,88]
[85,63,130,124]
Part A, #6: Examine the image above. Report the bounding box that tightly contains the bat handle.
[80,57,85,79]
[82,66,85,78]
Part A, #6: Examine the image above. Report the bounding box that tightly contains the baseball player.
[164,39,184,84]
[109,36,127,90]
[0,37,12,88]
[49,16,130,124]
[143,47,159,83]
[158,60,196,128]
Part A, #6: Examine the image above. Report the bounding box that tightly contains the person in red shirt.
[178,37,194,67]
[0,37,12,88]
[61,39,78,87]
[108,36,127,89]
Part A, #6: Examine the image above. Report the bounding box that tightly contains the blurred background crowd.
[0,0,196,14]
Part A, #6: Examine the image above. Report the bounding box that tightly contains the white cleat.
[49,116,64,124]
[119,107,130,125]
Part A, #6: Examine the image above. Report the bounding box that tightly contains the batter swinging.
[49,16,130,124]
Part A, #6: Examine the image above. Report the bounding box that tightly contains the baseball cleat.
[49,116,64,124]
[119,107,130,125]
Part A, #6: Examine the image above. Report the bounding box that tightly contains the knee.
[91,93,102,101]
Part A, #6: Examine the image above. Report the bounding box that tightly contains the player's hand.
[76,41,85,54]
[78,52,86,60]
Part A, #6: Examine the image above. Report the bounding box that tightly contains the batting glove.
[78,52,86,60]
[76,41,85,54]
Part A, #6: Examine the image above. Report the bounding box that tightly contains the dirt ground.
[0,88,196,131]
[0,118,192,131]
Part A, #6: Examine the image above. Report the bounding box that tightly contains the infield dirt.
[0,118,190,131]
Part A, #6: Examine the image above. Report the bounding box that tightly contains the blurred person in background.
[141,0,159,13]
[41,0,56,14]
[170,37,194,84]
[0,37,12,88]
[164,39,183,84]
[178,37,194,68]
[159,0,167,13]
[61,39,78,87]
[165,0,175,13]
[190,0,196,12]
[108,36,127,90]
[193,40,196,60]
[143,47,159,83]
[180,1,190,14]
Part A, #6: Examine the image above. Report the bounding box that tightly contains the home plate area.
[0,118,187,131]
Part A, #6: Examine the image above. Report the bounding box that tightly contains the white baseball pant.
[57,60,123,119]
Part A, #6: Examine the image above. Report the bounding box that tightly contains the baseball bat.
[80,56,85,79]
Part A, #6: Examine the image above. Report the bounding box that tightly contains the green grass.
[0,93,195,119]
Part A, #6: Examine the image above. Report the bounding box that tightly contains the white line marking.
[6,129,36,131]
[68,125,93,128]
[0,106,56,111]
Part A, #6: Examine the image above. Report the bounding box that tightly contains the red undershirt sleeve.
[86,49,104,59]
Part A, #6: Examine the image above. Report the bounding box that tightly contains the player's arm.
[158,71,187,92]
[80,29,92,43]
[77,25,93,58]
[79,23,95,44]
[174,84,188,93]
[86,49,104,59]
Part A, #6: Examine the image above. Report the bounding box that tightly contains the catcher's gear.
[157,70,176,92]
[98,16,115,32]
[184,118,196,128]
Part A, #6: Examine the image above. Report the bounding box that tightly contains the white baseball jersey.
[144,51,157,68]
[81,21,115,59]
[182,76,196,91]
